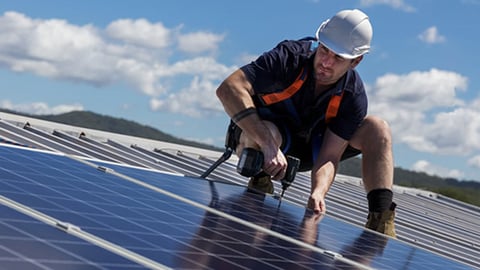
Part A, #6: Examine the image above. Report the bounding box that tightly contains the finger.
[264,160,282,178]
[272,162,286,179]
[272,165,288,180]
[277,167,286,180]
[319,203,327,214]
[263,163,276,177]
[270,167,283,180]
[307,199,314,210]
[313,199,323,214]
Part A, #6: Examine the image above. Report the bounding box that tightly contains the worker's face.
[313,44,362,86]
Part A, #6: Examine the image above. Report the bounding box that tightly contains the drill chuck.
[281,156,300,190]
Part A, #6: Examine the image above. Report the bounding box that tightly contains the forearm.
[311,160,337,197]
[216,70,274,147]
[216,79,255,118]
[310,129,348,197]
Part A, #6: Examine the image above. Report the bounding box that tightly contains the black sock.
[367,189,393,212]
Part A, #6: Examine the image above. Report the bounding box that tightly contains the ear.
[350,55,363,68]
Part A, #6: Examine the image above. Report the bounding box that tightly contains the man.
[216,9,396,237]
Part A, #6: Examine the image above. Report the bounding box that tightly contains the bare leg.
[348,116,394,192]
[349,116,397,237]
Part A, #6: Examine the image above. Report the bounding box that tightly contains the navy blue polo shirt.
[240,38,368,142]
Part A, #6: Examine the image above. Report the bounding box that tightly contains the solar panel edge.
[0,194,172,270]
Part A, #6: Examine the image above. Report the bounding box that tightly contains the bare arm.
[216,69,287,179]
[308,128,349,213]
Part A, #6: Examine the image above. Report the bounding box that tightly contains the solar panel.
[0,144,474,269]
[0,201,148,269]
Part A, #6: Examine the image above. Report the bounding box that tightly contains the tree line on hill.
[2,109,479,207]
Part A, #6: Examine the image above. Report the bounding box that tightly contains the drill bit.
[280,187,287,198]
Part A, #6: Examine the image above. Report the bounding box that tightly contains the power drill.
[236,148,300,197]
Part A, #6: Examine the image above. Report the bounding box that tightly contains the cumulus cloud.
[177,31,225,54]
[149,57,236,116]
[468,156,480,168]
[105,18,171,49]
[418,26,446,44]
[0,100,83,115]
[366,68,477,155]
[150,68,228,117]
[359,0,416,12]
[237,53,259,66]
[412,160,464,179]
[0,11,231,115]
[0,11,476,180]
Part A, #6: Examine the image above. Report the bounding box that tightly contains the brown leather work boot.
[248,174,274,194]
[365,202,397,238]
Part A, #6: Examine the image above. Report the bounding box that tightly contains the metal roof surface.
[0,111,479,269]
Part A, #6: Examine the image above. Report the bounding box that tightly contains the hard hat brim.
[318,38,360,59]
[315,17,370,60]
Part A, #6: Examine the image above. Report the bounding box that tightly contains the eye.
[335,55,346,62]
[319,45,328,53]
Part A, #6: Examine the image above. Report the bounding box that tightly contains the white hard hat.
[315,9,373,59]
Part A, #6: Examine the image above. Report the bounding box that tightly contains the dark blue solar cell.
[0,204,147,269]
[0,146,474,270]
[95,157,475,270]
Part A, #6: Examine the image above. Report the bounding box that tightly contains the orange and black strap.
[325,91,344,124]
[259,68,308,105]
[255,66,344,124]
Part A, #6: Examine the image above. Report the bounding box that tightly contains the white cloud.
[468,156,480,168]
[0,99,83,115]
[177,32,225,54]
[106,18,171,49]
[237,53,258,66]
[359,0,416,12]
[418,26,446,44]
[369,69,466,110]
[148,56,237,116]
[0,11,121,85]
[367,69,480,156]
[166,57,235,79]
[0,11,232,112]
[149,72,228,117]
[412,160,464,179]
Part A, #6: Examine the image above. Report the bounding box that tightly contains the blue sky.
[0,0,478,182]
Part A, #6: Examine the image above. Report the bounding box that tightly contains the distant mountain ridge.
[2,109,479,206]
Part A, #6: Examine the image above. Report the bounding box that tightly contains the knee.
[364,116,392,146]
[352,116,392,151]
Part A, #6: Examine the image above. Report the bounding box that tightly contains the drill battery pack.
[236,148,263,177]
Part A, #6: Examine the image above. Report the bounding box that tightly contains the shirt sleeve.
[240,40,308,95]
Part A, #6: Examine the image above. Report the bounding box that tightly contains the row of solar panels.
[0,113,479,269]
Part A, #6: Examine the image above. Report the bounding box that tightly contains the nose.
[321,51,336,67]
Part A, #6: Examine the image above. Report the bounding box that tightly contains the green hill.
[37,110,222,151]
[338,157,480,206]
